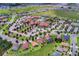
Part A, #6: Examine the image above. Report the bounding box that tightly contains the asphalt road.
[70,34,78,56]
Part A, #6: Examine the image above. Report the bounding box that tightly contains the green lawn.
[0,5,55,14]
[27,43,60,56]
[31,10,79,20]
[0,5,79,20]
[0,9,11,14]
[13,6,54,13]
[54,10,79,20]
[6,42,60,56]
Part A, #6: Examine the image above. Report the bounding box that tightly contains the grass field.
[6,42,60,56]
[27,43,60,56]
[0,9,10,14]
[0,5,55,14]
[0,5,79,20]
[31,10,79,20]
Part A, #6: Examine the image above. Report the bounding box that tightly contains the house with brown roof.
[31,41,38,47]
[39,22,49,27]
[34,21,40,25]
[25,18,32,23]
[32,16,40,19]
[21,41,29,50]
[45,33,53,43]
[61,42,69,48]
[36,38,45,44]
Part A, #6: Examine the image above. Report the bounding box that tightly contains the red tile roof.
[31,41,38,47]
[30,21,35,25]
[45,33,50,39]
[36,38,45,43]
[25,19,32,23]
[22,41,29,49]
[32,16,40,19]
[39,22,49,27]
[34,21,40,25]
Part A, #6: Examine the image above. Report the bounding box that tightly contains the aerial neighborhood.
[0,3,79,56]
